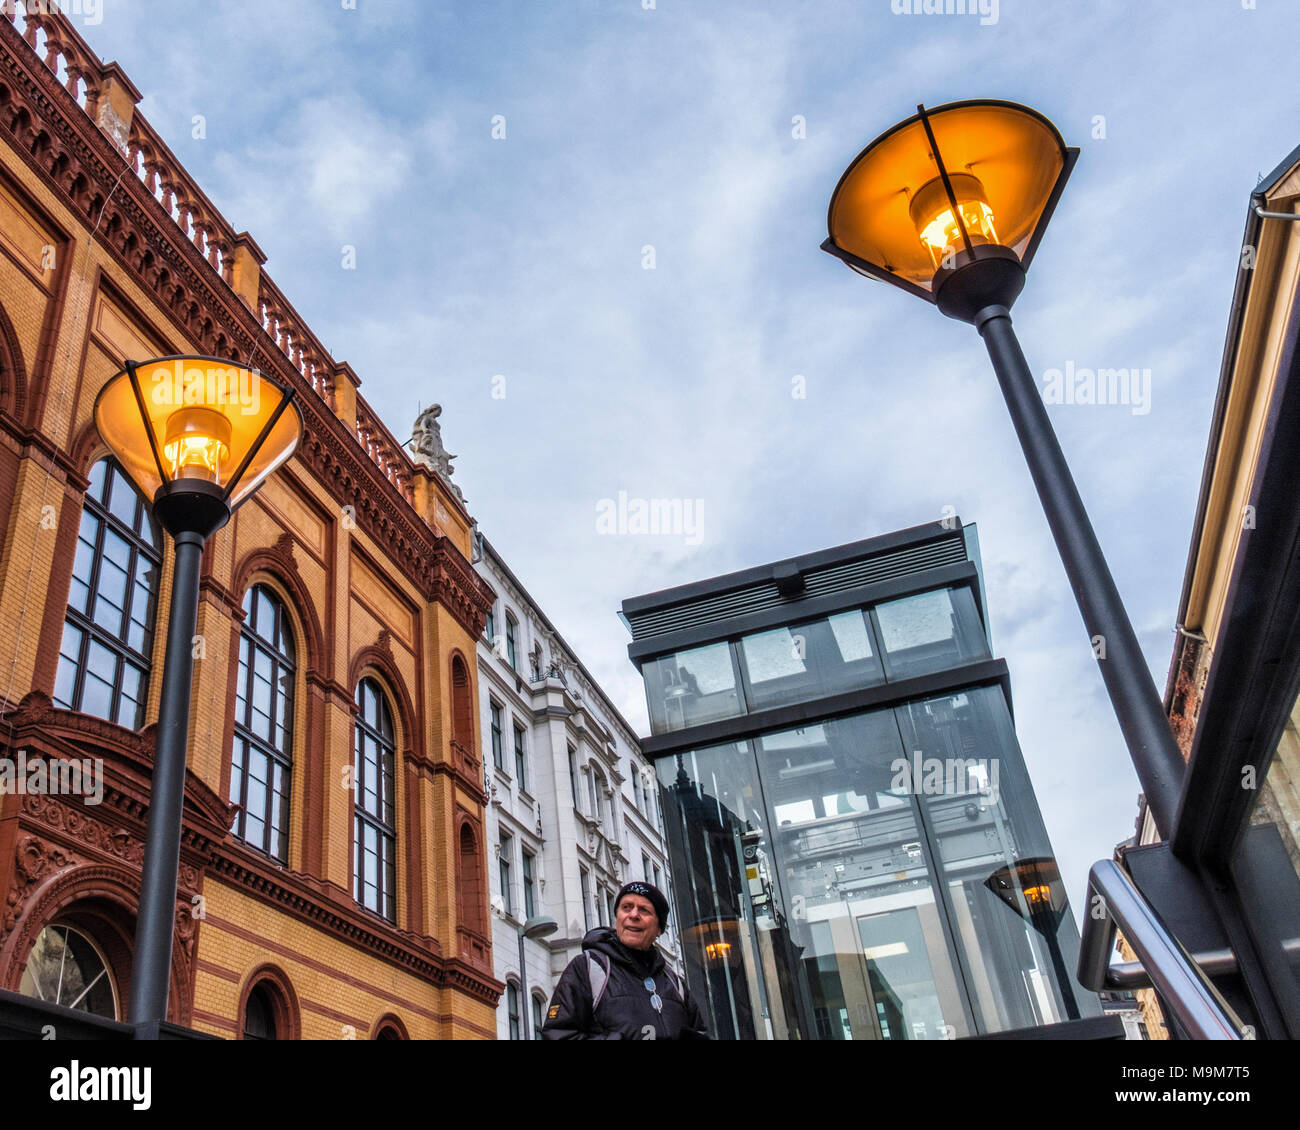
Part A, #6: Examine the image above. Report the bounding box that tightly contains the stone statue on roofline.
[409,403,465,504]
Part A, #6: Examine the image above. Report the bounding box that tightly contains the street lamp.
[94,355,301,1038]
[822,99,1187,843]
[517,914,558,1039]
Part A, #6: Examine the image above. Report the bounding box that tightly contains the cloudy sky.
[76,0,1296,905]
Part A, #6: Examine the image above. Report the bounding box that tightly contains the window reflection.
[740,611,883,711]
[656,687,1093,1039]
[644,642,743,733]
[873,587,989,680]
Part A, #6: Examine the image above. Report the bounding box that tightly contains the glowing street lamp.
[94,355,301,1038]
[823,100,1187,847]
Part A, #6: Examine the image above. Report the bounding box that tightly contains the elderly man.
[540,881,709,1040]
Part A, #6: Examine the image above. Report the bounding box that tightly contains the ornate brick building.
[0,8,501,1037]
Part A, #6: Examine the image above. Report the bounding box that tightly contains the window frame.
[513,722,528,790]
[522,848,536,919]
[499,831,514,917]
[505,613,518,670]
[506,980,521,1040]
[229,584,297,863]
[352,677,398,923]
[489,699,504,770]
[53,458,162,730]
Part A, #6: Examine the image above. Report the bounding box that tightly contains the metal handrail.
[1078,859,1244,1040]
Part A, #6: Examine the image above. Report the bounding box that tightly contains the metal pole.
[128,529,205,1036]
[973,304,1186,839]
[1081,861,1241,1039]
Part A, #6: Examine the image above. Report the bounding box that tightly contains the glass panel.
[739,611,884,711]
[107,468,139,529]
[91,531,130,636]
[893,686,1092,1032]
[115,662,144,729]
[80,640,117,721]
[873,587,990,681]
[53,622,84,709]
[86,458,107,500]
[757,709,970,1040]
[644,642,743,734]
[657,742,793,1040]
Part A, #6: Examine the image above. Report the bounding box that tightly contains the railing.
[0,3,421,502]
[1077,860,1244,1040]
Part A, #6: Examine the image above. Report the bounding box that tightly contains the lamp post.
[517,914,558,1039]
[822,100,1186,841]
[94,355,301,1038]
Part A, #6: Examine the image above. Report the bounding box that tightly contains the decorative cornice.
[0,17,488,633]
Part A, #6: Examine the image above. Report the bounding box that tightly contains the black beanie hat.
[614,881,670,930]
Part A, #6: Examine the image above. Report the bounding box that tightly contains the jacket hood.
[581,927,666,974]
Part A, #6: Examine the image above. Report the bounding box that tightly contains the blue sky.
[76,0,1298,905]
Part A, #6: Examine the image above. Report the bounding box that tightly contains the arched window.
[243,983,277,1040]
[53,458,161,729]
[238,971,298,1040]
[230,585,296,862]
[451,654,473,750]
[531,991,546,1040]
[353,677,397,923]
[590,766,606,825]
[506,980,521,1040]
[458,822,486,935]
[19,923,118,1018]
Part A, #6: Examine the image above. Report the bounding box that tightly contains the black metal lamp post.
[822,100,1186,841]
[517,915,558,1039]
[94,355,301,1038]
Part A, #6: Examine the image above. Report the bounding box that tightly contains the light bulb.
[163,407,231,482]
[909,173,999,270]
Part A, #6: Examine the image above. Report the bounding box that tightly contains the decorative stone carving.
[3,835,80,938]
[409,404,465,503]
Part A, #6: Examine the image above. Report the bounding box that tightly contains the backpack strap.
[586,952,612,1010]
[662,966,685,1001]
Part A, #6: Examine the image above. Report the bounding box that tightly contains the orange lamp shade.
[825,100,1077,299]
[94,355,302,509]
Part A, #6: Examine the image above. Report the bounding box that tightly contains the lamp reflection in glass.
[986,856,1079,1020]
[684,915,742,969]
[93,355,301,1038]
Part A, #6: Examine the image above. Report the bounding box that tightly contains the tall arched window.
[230,585,296,862]
[458,822,486,935]
[354,677,397,923]
[53,458,161,729]
[451,654,473,751]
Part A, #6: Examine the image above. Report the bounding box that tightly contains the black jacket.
[541,928,710,1040]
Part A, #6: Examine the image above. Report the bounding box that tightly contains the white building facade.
[473,535,680,1039]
